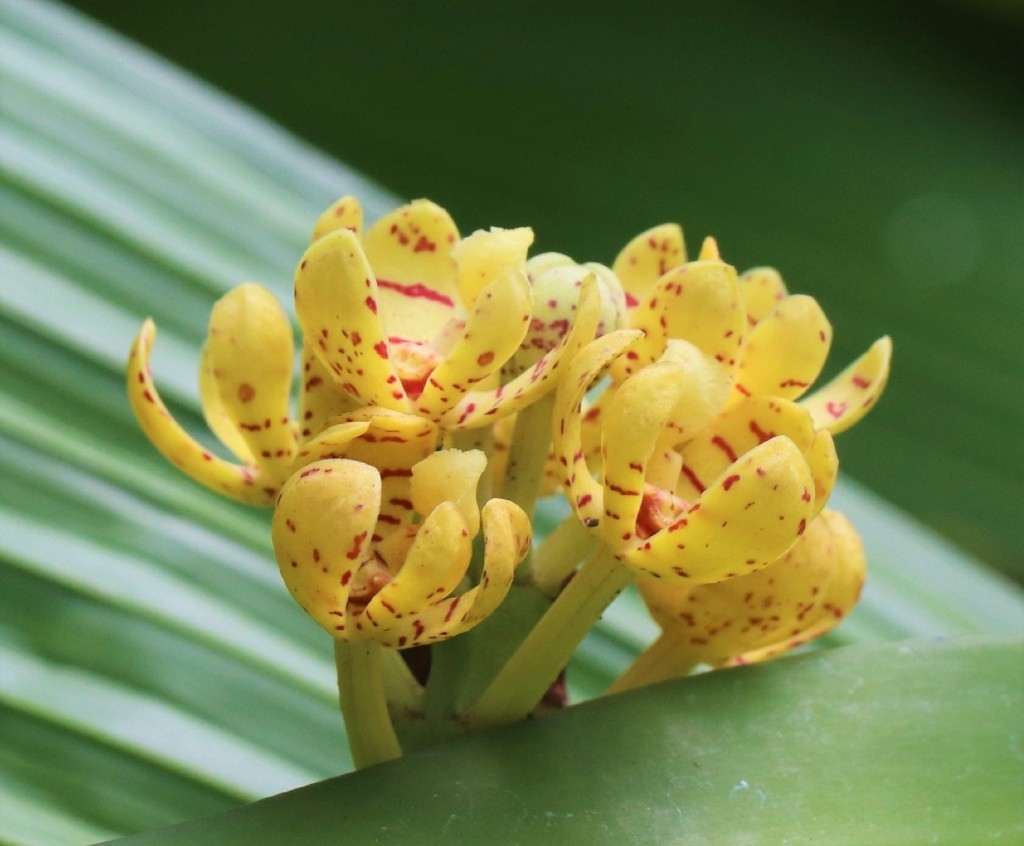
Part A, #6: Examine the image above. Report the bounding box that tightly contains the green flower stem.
[463,546,634,727]
[499,393,556,521]
[333,639,403,769]
[527,513,599,594]
[605,631,698,695]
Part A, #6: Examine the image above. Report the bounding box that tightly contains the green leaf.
[0,1,1022,844]
[104,637,1024,846]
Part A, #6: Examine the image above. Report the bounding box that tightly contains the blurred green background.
[64,0,1024,581]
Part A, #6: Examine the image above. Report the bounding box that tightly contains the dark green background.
[63,0,1024,580]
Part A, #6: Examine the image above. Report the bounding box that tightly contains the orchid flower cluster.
[128,197,890,768]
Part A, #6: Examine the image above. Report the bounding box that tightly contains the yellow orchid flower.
[552,331,818,584]
[611,224,892,434]
[127,283,297,505]
[294,198,603,431]
[610,510,866,691]
[272,449,530,649]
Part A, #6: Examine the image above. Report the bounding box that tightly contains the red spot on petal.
[722,474,741,491]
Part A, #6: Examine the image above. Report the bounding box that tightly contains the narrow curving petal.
[625,436,815,584]
[552,329,644,526]
[674,396,818,502]
[201,283,296,477]
[272,459,382,636]
[453,226,534,308]
[127,319,277,505]
[360,502,473,647]
[612,223,687,311]
[311,194,364,243]
[730,294,832,403]
[295,229,411,412]
[738,267,788,325]
[297,342,362,442]
[440,276,610,428]
[598,360,694,549]
[410,449,487,536]
[618,260,745,381]
[801,336,892,435]
[415,268,532,420]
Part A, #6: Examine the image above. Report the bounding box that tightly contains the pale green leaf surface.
[0,1,1021,843]
[105,638,1024,846]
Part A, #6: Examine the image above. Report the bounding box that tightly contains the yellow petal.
[452,226,534,308]
[624,436,815,583]
[411,449,487,536]
[440,275,611,428]
[455,498,531,628]
[328,408,440,537]
[617,260,745,381]
[128,319,276,505]
[297,342,361,443]
[415,268,532,420]
[362,199,461,342]
[639,510,864,667]
[359,502,473,647]
[804,429,838,516]
[295,229,411,413]
[272,459,382,637]
[728,510,865,665]
[552,329,644,526]
[290,420,373,471]
[511,262,623,373]
[598,349,729,550]
[611,224,686,310]
[731,294,832,402]
[738,267,788,325]
[311,195,364,243]
[801,336,892,435]
[675,396,817,501]
[200,283,296,476]
[697,236,720,261]
[384,498,528,645]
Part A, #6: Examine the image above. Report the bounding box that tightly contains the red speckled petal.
[804,430,838,516]
[385,498,529,646]
[640,510,864,667]
[552,329,644,526]
[738,267,788,326]
[801,336,892,435]
[599,348,730,550]
[200,284,296,478]
[440,276,608,428]
[730,294,832,403]
[362,199,461,342]
[675,396,817,501]
[295,229,411,413]
[271,459,381,637]
[452,226,534,308]
[311,195,364,243]
[360,502,473,646]
[297,342,361,443]
[616,260,745,381]
[416,269,532,420]
[624,436,815,583]
[612,224,686,310]
[127,320,277,505]
[289,420,373,471]
[326,408,440,536]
